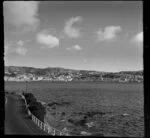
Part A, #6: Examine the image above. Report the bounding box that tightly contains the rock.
[62,127,69,133]
[86,122,95,128]
[81,131,91,136]
[122,113,129,116]
[61,120,65,122]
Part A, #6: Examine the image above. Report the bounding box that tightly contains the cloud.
[17,40,24,46]
[36,33,59,48]
[5,41,27,56]
[4,43,9,55]
[131,32,143,44]
[97,26,122,42]
[4,1,40,31]
[15,46,27,56]
[4,41,13,55]
[67,45,82,51]
[4,41,10,65]
[64,16,83,38]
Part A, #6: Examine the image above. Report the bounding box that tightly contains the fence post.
[36,118,38,125]
[28,109,31,116]
[33,115,34,122]
[42,122,44,130]
[39,120,41,128]
[24,99,27,109]
[34,117,36,124]
[38,120,40,127]
[40,121,42,129]
[42,123,44,130]
[48,127,49,133]
[43,124,46,131]
[32,115,34,121]
[33,115,35,122]
[37,119,39,126]
[53,129,56,136]
[41,122,43,129]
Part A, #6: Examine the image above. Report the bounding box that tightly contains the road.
[5,93,48,135]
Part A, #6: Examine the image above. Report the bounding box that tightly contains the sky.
[4,1,143,72]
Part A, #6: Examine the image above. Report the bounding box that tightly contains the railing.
[20,94,69,136]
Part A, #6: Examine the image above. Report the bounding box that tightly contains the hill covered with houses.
[5,66,143,83]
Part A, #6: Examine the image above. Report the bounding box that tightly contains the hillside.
[4,66,143,82]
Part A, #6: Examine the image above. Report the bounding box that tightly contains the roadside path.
[5,93,48,135]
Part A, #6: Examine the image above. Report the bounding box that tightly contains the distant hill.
[5,66,74,76]
[119,70,143,76]
[5,66,143,76]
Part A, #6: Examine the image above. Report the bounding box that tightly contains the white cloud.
[64,16,82,38]
[67,45,82,51]
[36,33,59,48]
[4,41,12,55]
[4,1,40,31]
[17,40,24,46]
[131,32,143,44]
[5,44,9,55]
[4,41,27,56]
[4,42,10,65]
[15,46,27,56]
[97,26,122,42]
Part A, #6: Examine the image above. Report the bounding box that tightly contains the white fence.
[20,94,69,136]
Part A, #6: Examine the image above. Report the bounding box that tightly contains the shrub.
[29,102,46,122]
[23,93,37,105]
[23,92,46,122]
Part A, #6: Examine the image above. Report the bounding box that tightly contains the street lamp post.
[26,80,27,93]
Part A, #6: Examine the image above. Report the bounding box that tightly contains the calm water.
[5,81,144,137]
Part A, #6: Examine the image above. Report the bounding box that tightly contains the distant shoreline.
[4,80,143,84]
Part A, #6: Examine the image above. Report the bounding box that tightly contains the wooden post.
[32,115,33,121]
[26,81,27,93]
[38,120,40,127]
[40,121,42,129]
[49,126,52,134]
[35,118,37,124]
[39,121,41,128]
[53,129,55,136]
[44,124,46,131]
[34,116,36,122]
[40,122,42,129]
[36,118,38,126]
[48,127,50,133]
[33,116,35,122]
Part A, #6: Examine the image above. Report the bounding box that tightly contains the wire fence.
[19,93,70,136]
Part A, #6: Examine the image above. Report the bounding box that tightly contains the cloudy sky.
[4,1,143,72]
